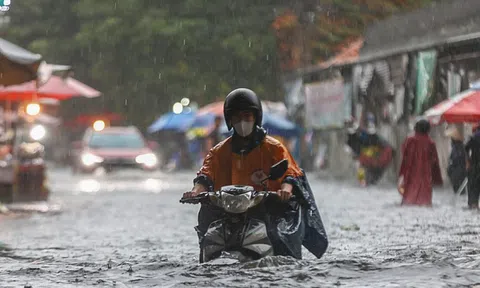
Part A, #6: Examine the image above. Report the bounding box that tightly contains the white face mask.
[233,121,254,137]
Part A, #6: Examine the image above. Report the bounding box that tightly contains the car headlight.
[81,153,104,166]
[135,153,157,167]
[221,192,253,214]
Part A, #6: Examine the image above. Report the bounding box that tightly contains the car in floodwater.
[71,126,158,174]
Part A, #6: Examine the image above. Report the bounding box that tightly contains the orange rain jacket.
[195,130,302,192]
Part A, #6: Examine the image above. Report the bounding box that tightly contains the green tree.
[5,0,438,129]
[7,0,286,128]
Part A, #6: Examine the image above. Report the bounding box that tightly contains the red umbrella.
[424,87,480,124]
[0,75,101,100]
[196,101,224,116]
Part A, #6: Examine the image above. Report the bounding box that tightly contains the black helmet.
[224,88,263,131]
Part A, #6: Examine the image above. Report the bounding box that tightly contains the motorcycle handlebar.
[179,192,212,204]
[179,191,296,205]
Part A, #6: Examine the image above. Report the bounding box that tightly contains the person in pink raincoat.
[398,119,443,206]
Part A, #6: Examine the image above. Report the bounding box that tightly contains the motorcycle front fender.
[200,218,273,263]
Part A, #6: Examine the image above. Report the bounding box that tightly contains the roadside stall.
[0,38,43,203]
[0,74,101,203]
[0,104,49,203]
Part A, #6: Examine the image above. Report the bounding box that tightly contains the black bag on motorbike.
[296,170,328,258]
[269,170,328,259]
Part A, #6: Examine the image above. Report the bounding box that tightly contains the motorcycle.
[0,147,14,203]
[0,123,49,204]
[14,141,49,203]
[180,159,300,263]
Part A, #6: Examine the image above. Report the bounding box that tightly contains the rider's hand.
[183,183,207,199]
[182,191,200,199]
[277,183,293,202]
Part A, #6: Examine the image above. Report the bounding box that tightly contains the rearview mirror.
[269,159,289,180]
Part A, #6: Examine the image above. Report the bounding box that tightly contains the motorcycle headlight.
[135,153,158,167]
[221,191,253,214]
[81,153,104,166]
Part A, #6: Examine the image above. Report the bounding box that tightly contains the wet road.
[1,168,480,287]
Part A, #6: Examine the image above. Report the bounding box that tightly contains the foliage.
[6,0,284,128]
[272,0,435,69]
[5,0,436,129]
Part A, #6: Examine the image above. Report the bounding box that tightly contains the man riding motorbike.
[182,88,328,260]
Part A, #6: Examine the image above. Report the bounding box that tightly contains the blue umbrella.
[470,81,480,90]
[147,111,196,133]
[219,112,299,138]
[262,113,299,138]
[190,113,218,129]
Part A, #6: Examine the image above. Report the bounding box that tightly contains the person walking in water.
[445,125,467,194]
[206,115,223,149]
[398,119,443,206]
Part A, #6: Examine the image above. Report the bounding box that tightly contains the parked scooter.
[14,140,48,202]
[2,124,49,203]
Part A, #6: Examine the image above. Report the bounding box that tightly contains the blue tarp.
[147,111,196,133]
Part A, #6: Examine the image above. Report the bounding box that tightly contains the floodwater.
[1,168,480,287]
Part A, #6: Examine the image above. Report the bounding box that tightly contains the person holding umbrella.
[206,115,223,151]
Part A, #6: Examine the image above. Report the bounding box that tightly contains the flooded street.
[1,168,480,287]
